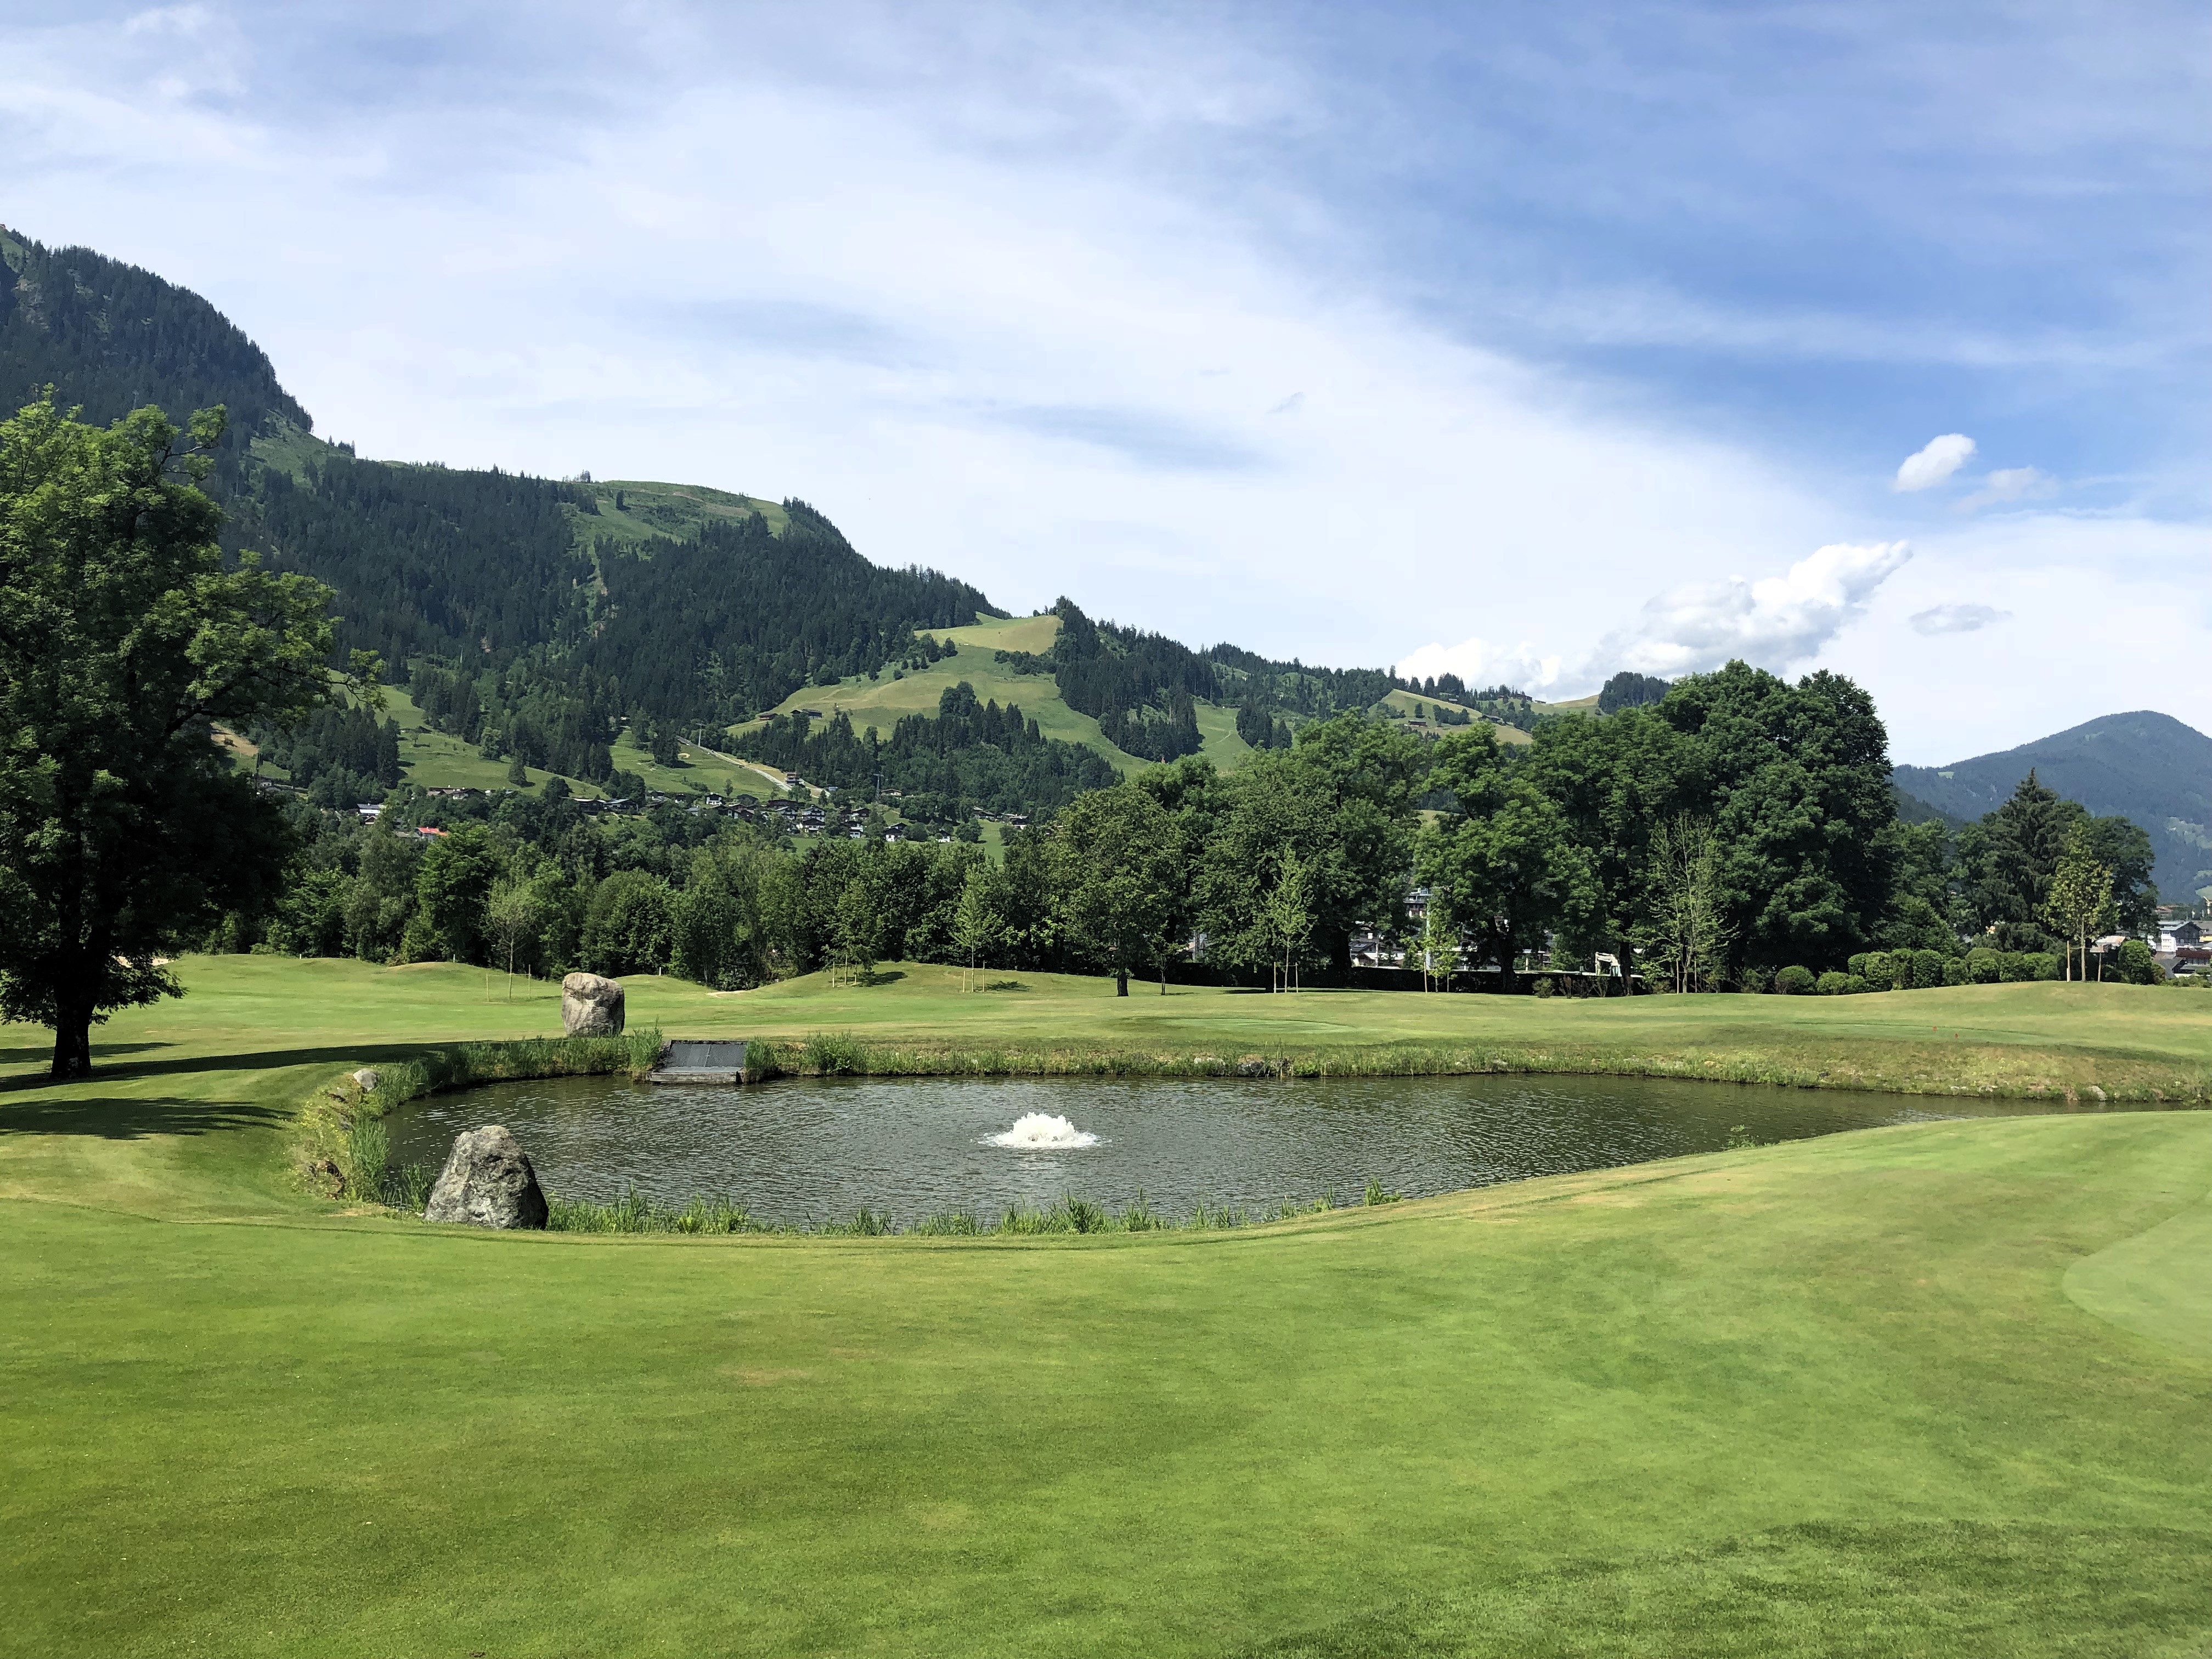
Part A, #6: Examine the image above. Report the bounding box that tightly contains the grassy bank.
[295,1028,666,1204]
[5,956,2212,1654]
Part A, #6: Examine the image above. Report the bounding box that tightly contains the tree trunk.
[1115,968,1128,996]
[50,989,95,1079]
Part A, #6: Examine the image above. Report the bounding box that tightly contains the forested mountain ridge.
[22,219,2186,861]
[0,224,1433,812]
[1895,712,2212,901]
[0,225,305,492]
[0,226,1009,795]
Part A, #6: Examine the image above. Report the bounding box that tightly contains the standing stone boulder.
[351,1067,382,1093]
[562,972,625,1036]
[424,1125,549,1229]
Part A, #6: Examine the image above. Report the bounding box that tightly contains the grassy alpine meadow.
[4,957,2212,1655]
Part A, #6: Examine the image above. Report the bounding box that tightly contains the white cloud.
[1909,601,2010,635]
[1396,637,1561,692]
[1593,541,1913,677]
[0,35,1834,676]
[1894,433,1976,492]
[5,1,2206,771]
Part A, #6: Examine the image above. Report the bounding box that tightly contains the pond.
[386,1070,2070,1228]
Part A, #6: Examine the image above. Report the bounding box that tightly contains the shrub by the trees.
[1775,964,1816,995]
[2115,939,2164,985]
[1815,970,1850,995]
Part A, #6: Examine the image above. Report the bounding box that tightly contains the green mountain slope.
[1895,712,2212,900]
[0,222,1595,814]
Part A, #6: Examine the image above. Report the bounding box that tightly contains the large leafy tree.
[1513,707,1689,972]
[1878,816,1959,955]
[1196,716,1427,978]
[1655,662,1897,972]
[1049,781,1186,993]
[1418,725,1596,988]
[0,396,352,1076]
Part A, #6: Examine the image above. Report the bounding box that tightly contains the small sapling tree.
[2042,825,2113,981]
[483,876,544,998]
[1633,815,1735,994]
[1414,902,1461,992]
[951,866,1000,991]
[1263,845,1316,992]
[828,879,879,987]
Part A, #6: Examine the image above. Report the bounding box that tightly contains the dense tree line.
[409,659,634,787]
[1597,670,1672,715]
[1048,599,1215,761]
[249,706,402,808]
[229,658,2169,998]
[255,453,591,667]
[1235,702,1296,748]
[1203,642,1400,721]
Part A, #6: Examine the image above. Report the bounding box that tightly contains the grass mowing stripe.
[7,959,2212,1653]
[1242,1524,2212,1658]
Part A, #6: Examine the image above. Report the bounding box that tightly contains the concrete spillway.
[646,1040,752,1085]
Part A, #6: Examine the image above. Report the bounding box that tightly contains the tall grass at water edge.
[539,1182,1404,1237]
[299,1029,663,1202]
[755,1033,2212,1104]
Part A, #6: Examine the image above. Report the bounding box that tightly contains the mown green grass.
[4,959,2211,1656]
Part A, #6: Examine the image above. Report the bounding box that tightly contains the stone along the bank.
[425,1125,550,1228]
[562,972,625,1037]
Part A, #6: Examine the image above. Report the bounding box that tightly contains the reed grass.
[531,1180,1405,1237]
[294,1029,663,1203]
[744,1032,2212,1103]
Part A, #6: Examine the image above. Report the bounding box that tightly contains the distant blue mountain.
[1894,711,2212,901]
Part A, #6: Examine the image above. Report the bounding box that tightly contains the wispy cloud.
[1909,602,2010,635]
[1958,466,2053,511]
[979,404,1262,471]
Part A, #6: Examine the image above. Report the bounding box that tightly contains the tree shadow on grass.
[0,1043,431,1101]
[0,1040,169,1069]
[0,1042,461,1145]
[0,1091,289,1141]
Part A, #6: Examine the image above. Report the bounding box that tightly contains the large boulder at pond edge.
[424,1125,549,1229]
[561,972,625,1037]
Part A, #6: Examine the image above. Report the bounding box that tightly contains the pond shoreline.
[303,1027,2204,1209]
[377,1062,2097,1237]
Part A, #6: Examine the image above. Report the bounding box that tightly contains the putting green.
[8,960,2212,1654]
[2066,1188,2212,1357]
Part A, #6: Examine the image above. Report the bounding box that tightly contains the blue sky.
[3,0,2206,760]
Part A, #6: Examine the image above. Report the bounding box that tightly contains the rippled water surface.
[387,1070,2068,1226]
